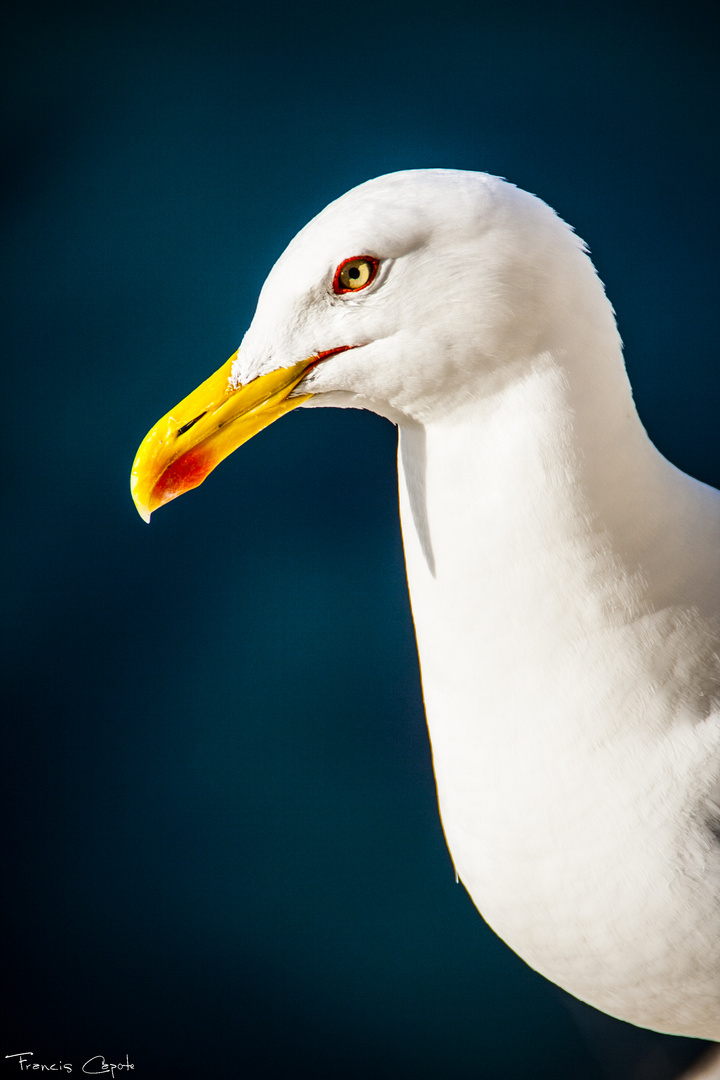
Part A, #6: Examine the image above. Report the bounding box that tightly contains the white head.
[232,169,620,425]
[131,169,626,521]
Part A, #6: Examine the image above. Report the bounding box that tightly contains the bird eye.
[333,256,379,294]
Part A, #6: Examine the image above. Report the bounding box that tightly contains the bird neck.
[399,343,661,593]
[396,343,710,748]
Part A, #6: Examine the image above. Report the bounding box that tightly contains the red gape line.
[305,345,355,373]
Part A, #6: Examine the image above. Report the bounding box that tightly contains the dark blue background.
[2,2,718,1077]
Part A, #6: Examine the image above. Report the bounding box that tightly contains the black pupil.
[349,266,360,279]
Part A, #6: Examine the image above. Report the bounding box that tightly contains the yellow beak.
[130,352,314,522]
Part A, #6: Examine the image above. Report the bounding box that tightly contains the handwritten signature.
[5,1053,134,1076]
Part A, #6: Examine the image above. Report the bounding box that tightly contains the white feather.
[234,170,720,1038]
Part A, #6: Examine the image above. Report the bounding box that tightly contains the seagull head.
[131,169,610,521]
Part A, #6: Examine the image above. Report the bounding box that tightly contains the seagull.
[131,170,720,1043]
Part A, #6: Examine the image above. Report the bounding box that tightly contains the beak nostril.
[176,412,207,437]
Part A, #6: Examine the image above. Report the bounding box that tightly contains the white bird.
[131,170,720,1042]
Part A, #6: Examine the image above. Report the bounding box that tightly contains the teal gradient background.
[1,2,718,1077]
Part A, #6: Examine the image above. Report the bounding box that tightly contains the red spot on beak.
[151,446,220,508]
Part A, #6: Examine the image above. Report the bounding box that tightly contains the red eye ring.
[333,255,379,295]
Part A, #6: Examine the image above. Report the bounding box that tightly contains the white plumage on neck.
[398,358,719,1037]
[233,169,720,1038]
